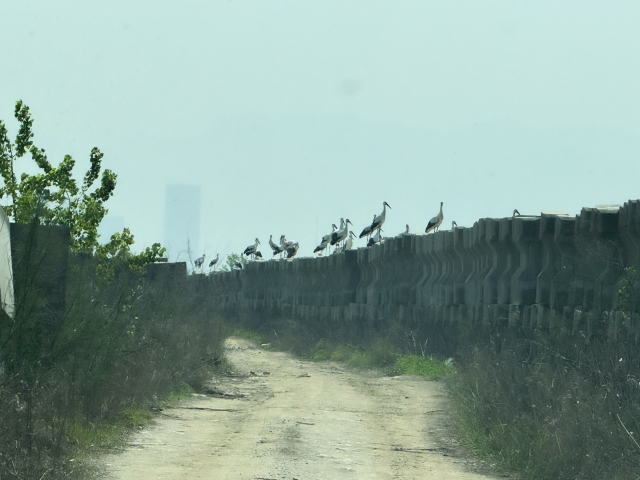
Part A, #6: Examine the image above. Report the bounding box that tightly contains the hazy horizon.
[2,1,639,262]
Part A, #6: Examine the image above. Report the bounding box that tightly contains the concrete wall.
[196,200,640,340]
[10,222,70,326]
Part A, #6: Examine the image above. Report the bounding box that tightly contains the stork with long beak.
[370,201,391,234]
[208,253,220,272]
[331,218,353,248]
[314,224,337,255]
[243,238,260,260]
[342,231,357,252]
[425,202,444,233]
[359,214,377,239]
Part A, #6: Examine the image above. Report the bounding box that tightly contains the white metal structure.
[0,207,15,318]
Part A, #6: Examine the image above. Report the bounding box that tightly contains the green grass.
[393,355,456,379]
[308,340,457,379]
[67,382,194,451]
[231,327,263,344]
[66,407,154,449]
[310,339,427,373]
[163,381,196,404]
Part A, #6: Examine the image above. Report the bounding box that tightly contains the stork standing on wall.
[425,202,444,233]
[243,238,260,260]
[403,224,410,235]
[342,231,357,252]
[269,235,281,256]
[367,228,384,247]
[331,219,353,249]
[282,236,296,251]
[279,235,289,250]
[208,253,220,273]
[370,202,391,235]
[286,242,299,259]
[331,218,345,245]
[359,214,377,240]
[314,224,337,255]
[194,254,206,273]
[271,235,286,258]
[451,221,458,231]
[271,235,287,258]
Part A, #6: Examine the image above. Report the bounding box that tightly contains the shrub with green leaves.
[0,100,117,252]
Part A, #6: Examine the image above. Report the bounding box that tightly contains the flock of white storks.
[194,201,447,273]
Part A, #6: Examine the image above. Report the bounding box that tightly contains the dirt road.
[101,338,499,479]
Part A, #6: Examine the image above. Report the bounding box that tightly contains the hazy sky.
[2,1,640,261]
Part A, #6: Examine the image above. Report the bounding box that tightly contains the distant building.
[164,185,200,262]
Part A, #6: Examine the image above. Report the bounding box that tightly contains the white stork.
[451,221,458,231]
[342,231,357,252]
[359,214,377,239]
[194,253,206,272]
[243,238,260,260]
[370,201,391,234]
[330,218,345,245]
[513,209,521,217]
[282,236,296,251]
[367,228,384,247]
[271,235,286,257]
[331,219,353,247]
[403,224,410,235]
[285,242,299,259]
[208,253,220,272]
[314,224,337,254]
[425,202,444,234]
[269,235,280,255]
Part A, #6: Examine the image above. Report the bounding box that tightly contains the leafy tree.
[95,228,166,283]
[0,100,116,252]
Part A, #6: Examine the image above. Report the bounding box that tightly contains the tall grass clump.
[448,329,640,479]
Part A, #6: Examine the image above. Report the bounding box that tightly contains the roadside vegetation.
[228,304,640,480]
[447,330,640,480]
[0,102,228,479]
[230,326,455,379]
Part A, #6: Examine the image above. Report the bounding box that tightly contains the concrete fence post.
[511,217,542,306]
